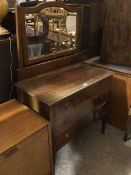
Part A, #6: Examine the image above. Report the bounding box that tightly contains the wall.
[76,0,104,57]
[0,39,17,103]
[101,0,131,67]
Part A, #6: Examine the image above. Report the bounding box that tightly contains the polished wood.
[0,99,53,175]
[16,1,104,80]
[16,64,113,150]
[17,53,83,80]
[84,56,131,76]
[16,64,112,106]
[101,0,131,67]
[16,2,82,66]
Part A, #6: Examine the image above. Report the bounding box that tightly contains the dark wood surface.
[101,0,131,67]
[16,2,82,66]
[16,64,113,150]
[84,57,131,76]
[16,1,104,80]
[16,64,113,106]
[17,53,83,80]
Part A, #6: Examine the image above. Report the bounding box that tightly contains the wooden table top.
[84,57,131,76]
[16,64,113,106]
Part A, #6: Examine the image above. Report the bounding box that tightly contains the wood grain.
[101,0,131,66]
[0,129,51,175]
[16,64,113,106]
[0,99,48,154]
[84,58,131,130]
[16,64,113,150]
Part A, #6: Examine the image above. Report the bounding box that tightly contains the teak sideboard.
[16,63,113,152]
[0,100,53,175]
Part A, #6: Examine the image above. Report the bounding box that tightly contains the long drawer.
[54,96,107,150]
[55,111,94,150]
[54,78,110,120]
[54,99,94,138]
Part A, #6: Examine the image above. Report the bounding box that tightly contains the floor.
[55,121,131,175]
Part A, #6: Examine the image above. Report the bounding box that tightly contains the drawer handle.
[64,103,69,110]
[3,146,19,159]
[64,119,70,124]
[65,133,69,138]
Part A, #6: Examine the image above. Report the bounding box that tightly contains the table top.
[84,57,131,76]
[16,63,113,106]
[0,99,48,154]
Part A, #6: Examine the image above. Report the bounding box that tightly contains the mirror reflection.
[25,7,77,59]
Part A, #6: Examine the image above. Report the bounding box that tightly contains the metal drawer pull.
[64,119,69,124]
[65,133,69,138]
[64,103,69,110]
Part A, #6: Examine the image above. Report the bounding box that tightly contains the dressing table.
[15,2,113,152]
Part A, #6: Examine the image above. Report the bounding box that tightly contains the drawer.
[54,95,107,139]
[55,112,94,150]
[55,104,107,150]
[54,78,110,119]
[54,96,108,149]
[54,100,94,138]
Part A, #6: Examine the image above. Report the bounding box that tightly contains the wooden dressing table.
[16,63,113,151]
[15,2,113,153]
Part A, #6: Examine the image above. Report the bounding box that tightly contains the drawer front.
[54,78,110,120]
[55,112,94,150]
[54,100,94,138]
[55,103,107,150]
[54,93,108,150]
[0,128,51,175]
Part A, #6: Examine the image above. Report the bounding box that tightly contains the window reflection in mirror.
[25,7,77,60]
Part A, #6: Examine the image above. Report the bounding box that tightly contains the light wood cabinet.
[108,74,131,130]
[84,57,131,133]
[0,100,53,175]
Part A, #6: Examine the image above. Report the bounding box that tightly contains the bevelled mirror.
[16,2,82,66]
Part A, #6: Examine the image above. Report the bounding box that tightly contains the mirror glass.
[25,7,77,60]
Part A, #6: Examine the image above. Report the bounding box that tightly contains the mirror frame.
[16,2,82,67]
